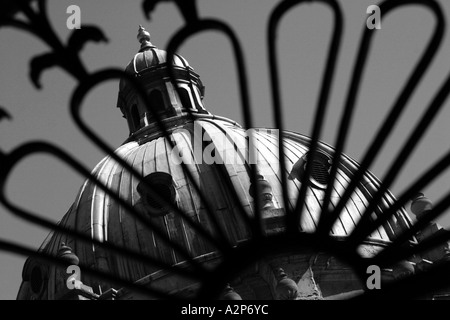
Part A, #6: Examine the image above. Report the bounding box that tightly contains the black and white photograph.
[1,0,450,311]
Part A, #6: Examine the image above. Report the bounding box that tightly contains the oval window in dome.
[30,266,45,297]
[289,151,332,190]
[137,172,177,216]
[309,151,332,189]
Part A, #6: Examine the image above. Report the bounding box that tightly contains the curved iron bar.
[0,0,239,296]
[165,20,262,238]
[0,1,202,256]
[36,0,48,22]
[13,0,89,83]
[13,1,60,48]
[349,62,450,246]
[0,2,48,43]
[317,0,445,238]
[0,0,195,297]
[0,143,204,282]
[70,69,233,257]
[317,0,444,237]
[0,0,449,300]
[2,0,234,278]
[268,0,344,234]
[143,0,199,26]
[14,0,236,260]
[143,3,256,245]
[0,238,173,299]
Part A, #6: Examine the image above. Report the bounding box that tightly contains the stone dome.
[17,115,413,299]
[16,26,414,300]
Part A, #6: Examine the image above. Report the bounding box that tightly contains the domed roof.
[17,25,415,300]
[22,116,412,297]
[124,48,190,75]
[122,26,191,78]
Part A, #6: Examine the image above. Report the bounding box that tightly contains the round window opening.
[137,172,176,216]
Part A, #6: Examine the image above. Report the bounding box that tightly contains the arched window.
[130,104,140,131]
[29,264,47,298]
[148,90,165,114]
[178,88,192,109]
[30,266,44,295]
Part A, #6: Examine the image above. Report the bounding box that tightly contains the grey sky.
[1,0,450,299]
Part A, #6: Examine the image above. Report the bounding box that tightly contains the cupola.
[117,26,209,136]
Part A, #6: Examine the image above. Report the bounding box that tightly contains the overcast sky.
[1,0,450,299]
